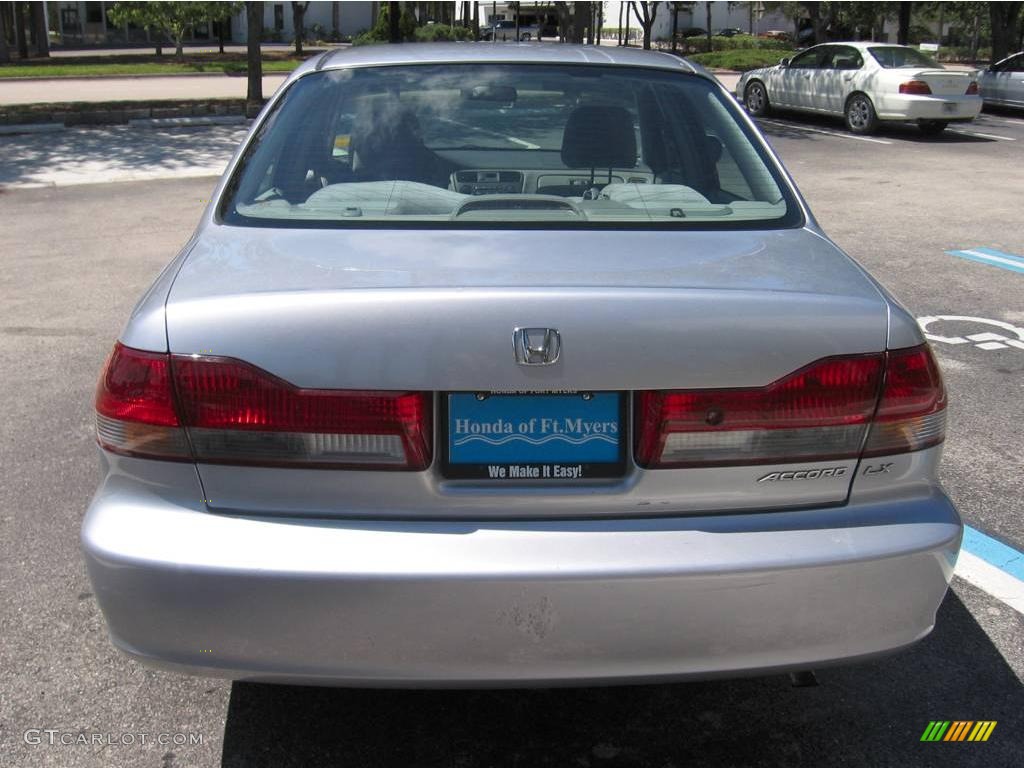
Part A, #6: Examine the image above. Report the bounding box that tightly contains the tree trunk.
[896,1,911,46]
[617,2,623,45]
[572,1,589,44]
[15,2,28,59]
[292,2,307,55]
[671,4,678,52]
[218,18,226,53]
[471,2,479,40]
[0,3,9,64]
[705,1,712,51]
[388,1,400,43]
[332,1,339,37]
[31,2,48,57]
[990,2,1023,64]
[246,1,264,107]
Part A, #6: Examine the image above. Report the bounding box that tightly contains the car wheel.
[520,32,531,41]
[845,94,878,135]
[744,81,770,117]
[917,119,949,136]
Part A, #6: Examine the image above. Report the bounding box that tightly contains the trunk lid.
[910,69,973,97]
[161,226,889,519]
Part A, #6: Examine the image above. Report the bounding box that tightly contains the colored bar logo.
[920,721,997,742]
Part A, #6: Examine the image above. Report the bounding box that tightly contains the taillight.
[965,81,979,95]
[635,355,884,468]
[95,343,191,460]
[862,345,946,456]
[899,80,932,95]
[172,355,431,469]
[635,346,946,469]
[94,344,432,469]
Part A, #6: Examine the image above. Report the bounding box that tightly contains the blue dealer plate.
[442,392,625,480]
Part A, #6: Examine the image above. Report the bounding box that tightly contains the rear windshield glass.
[221,63,799,229]
[868,46,940,69]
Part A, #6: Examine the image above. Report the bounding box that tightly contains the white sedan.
[737,42,981,135]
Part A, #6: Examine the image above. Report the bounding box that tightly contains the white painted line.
[959,248,1024,270]
[948,128,1016,141]
[438,118,540,149]
[955,550,1024,615]
[758,118,893,144]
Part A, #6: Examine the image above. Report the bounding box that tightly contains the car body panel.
[82,452,959,686]
[979,52,1024,107]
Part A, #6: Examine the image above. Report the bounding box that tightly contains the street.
[1,104,1022,766]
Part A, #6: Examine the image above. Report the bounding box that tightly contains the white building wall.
[234,1,375,44]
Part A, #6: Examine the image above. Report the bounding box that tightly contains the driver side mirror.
[779,57,790,67]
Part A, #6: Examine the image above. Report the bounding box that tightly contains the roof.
[286,42,701,82]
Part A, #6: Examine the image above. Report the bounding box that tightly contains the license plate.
[442,392,626,480]
[943,102,959,114]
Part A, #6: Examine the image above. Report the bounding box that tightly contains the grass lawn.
[689,48,795,72]
[0,52,304,78]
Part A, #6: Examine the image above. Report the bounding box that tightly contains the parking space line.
[947,128,1016,141]
[757,118,893,144]
[947,247,1024,274]
[955,526,1024,615]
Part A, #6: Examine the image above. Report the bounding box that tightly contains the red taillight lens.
[965,81,979,95]
[899,80,932,95]
[95,343,190,459]
[94,345,432,469]
[635,346,947,469]
[171,355,432,469]
[635,355,884,468]
[862,345,946,456]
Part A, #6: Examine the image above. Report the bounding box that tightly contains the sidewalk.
[0,73,289,105]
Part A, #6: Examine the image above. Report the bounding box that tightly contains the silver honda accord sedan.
[82,44,960,687]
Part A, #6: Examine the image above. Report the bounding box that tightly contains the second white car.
[737,43,981,135]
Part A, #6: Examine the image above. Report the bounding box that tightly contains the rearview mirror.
[779,57,790,67]
[460,85,518,105]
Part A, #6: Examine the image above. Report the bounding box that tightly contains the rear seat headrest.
[560,105,637,170]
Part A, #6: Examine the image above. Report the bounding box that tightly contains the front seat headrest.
[560,105,637,170]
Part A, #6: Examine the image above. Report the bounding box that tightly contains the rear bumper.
[82,466,961,687]
[875,93,982,121]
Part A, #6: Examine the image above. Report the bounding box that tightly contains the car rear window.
[868,46,940,69]
[220,63,800,229]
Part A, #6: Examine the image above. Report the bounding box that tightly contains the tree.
[109,2,224,59]
[208,2,243,54]
[246,1,263,106]
[290,1,309,55]
[31,1,48,57]
[630,1,658,50]
[990,1,1023,63]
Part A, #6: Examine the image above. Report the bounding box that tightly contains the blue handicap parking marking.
[963,525,1024,582]
[946,246,1024,274]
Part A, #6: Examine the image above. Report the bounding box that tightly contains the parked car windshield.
[222,63,798,229]
[868,46,940,69]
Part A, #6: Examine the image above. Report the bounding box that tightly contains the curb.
[0,122,65,135]
[128,115,248,128]
[0,71,293,82]
[1,99,261,132]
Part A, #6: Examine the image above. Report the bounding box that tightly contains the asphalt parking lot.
[1,104,1022,766]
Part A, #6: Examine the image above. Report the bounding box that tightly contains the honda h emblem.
[513,328,561,366]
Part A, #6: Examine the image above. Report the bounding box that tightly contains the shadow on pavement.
[0,124,247,187]
[220,589,1022,767]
